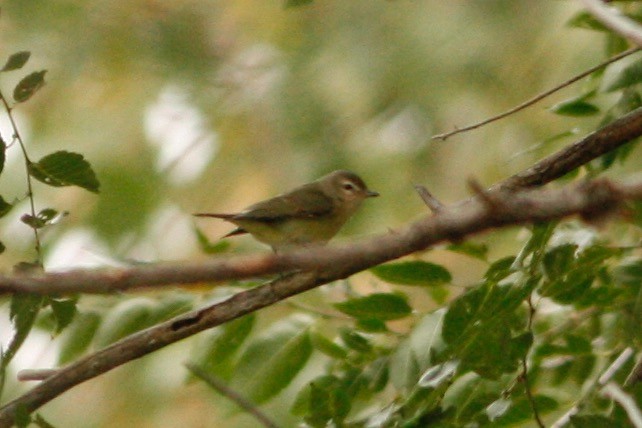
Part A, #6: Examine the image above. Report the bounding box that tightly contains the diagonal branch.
[1,106,641,297]
[1,107,642,426]
[579,0,642,47]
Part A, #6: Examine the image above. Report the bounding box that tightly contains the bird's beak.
[366,190,380,198]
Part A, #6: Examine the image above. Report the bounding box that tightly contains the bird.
[194,170,379,251]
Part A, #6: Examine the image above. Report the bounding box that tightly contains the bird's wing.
[234,185,334,222]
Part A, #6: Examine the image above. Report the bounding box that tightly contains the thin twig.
[0,91,41,263]
[521,357,545,428]
[432,47,640,140]
[602,382,642,428]
[579,0,642,47]
[185,362,279,428]
[413,185,445,213]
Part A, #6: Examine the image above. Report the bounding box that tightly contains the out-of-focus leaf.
[418,360,458,388]
[32,414,56,428]
[355,318,388,332]
[310,331,348,359]
[194,226,230,254]
[0,137,5,176]
[566,12,609,31]
[550,98,599,117]
[493,395,558,425]
[371,261,452,286]
[607,57,642,92]
[339,328,372,353]
[13,70,46,102]
[292,375,350,426]
[29,151,100,193]
[241,328,312,403]
[195,314,255,378]
[0,195,11,219]
[285,0,313,8]
[570,414,625,428]
[58,311,102,364]
[447,241,488,261]
[335,293,412,321]
[95,298,155,346]
[1,51,30,72]
[484,256,515,282]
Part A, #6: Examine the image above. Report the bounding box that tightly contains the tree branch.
[1,107,642,426]
[579,0,642,47]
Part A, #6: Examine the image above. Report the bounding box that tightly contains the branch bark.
[1,107,642,426]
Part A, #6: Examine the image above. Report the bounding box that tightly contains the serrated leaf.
[550,99,600,117]
[29,151,100,193]
[2,294,43,368]
[335,293,412,321]
[13,70,46,102]
[1,51,30,72]
[371,261,451,286]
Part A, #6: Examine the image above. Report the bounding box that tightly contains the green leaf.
[285,0,313,8]
[29,151,100,193]
[13,70,47,102]
[195,314,255,378]
[240,328,313,403]
[447,241,488,261]
[95,298,154,346]
[49,298,78,333]
[2,294,43,368]
[566,12,609,32]
[371,261,452,286]
[335,293,412,321]
[339,328,372,353]
[607,57,642,92]
[194,226,230,254]
[355,318,388,332]
[310,331,348,359]
[58,311,102,364]
[484,256,516,282]
[0,195,11,218]
[570,414,624,428]
[20,208,65,229]
[33,414,56,428]
[0,137,6,175]
[1,51,30,72]
[550,98,600,117]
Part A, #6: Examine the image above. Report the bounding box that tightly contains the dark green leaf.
[371,261,451,286]
[543,244,577,280]
[355,318,388,332]
[570,415,623,428]
[49,298,78,333]
[339,328,372,353]
[0,137,5,175]
[58,311,102,364]
[29,151,100,193]
[566,12,609,32]
[0,195,11,219]
[13,70,47,102]
[484,256,516,282]
[446,241,488,261]
[607,57,642,92]
[3,294,43,368]
[1,51,30,72]
[14,404,31,428]
[0,240,5,255]
[310,331,348,359]
[335,293,412,321]
[493,395,558,425]
[20,209,64,229]
[550,99,600,117]
[285,0,313,7]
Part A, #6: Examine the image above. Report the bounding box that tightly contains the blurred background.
[0,1,626,426]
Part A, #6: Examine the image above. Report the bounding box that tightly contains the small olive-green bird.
[194,170,379,251]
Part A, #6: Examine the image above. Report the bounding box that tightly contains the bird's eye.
[342,182,357,192]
